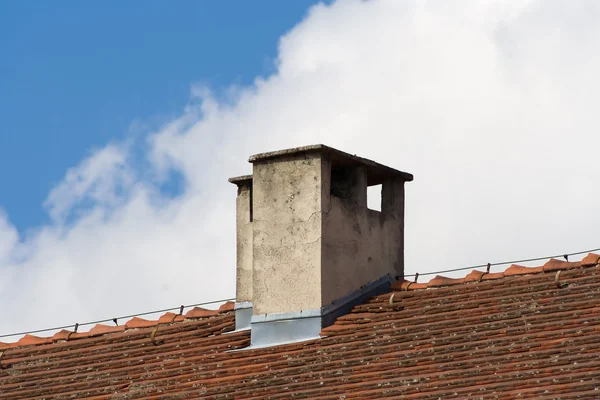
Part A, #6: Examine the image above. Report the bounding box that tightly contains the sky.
[0,1,320,231]
[2,0,600,338]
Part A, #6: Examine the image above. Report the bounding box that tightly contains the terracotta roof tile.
[582,252,600,266]
[543,257,577,271]
[427,275,464,287]
[504,263,544,276]
[157,312,185,324]
[1,254,599,398]
[184,306,219,318]
[16,334,52,347]
[125,317,158,329]
[87,323,125,336]
[480,270,505,280]
[464,269,486,282]
[50,329,73,342]
[218,300,235,312]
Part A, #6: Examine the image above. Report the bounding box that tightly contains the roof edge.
[0,301,236,351]
[393,253,600,291]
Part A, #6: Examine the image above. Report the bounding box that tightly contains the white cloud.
[2,0,600,337]
[43,144,133,224]
[0,211,18,265]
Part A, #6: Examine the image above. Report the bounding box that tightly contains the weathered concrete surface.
[321,162,405,306]
[229,176,253,303]
[231,145,411,325]
[251,153,324,315]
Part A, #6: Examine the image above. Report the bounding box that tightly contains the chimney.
[229,145,413,347]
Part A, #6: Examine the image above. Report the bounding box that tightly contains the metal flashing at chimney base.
[234,301,253,331]
[241,275,392,347]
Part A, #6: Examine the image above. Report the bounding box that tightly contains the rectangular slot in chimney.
[248,182,253,222]
[367,184,382,212]
[330,165,354,200]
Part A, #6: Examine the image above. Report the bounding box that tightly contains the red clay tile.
[157,312,185,324]
[464,269,486,282]
[125,317,158,329]
[406,282,428,290]
[51,330,73,342]
[427,275,465,287]
[390,279,411,290]
[390,280,429,290]
[480,271,505,280]
[17,334,52,346]
[543,258,573,272]
[185,307,219,318]
[0,341,16,350]
[87,324,125,336]
[67,331,92,340]
[581,253,600,267]
[219,301,235,313]
[504,264,545,276]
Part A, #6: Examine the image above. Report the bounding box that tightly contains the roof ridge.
[0,301,235,351]
[393,253,600,291]
[3,254,599,351]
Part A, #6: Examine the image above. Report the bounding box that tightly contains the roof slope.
[1,255,600,399]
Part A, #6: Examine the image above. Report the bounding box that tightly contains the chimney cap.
[228,175,253,186]
[248,144,413,185]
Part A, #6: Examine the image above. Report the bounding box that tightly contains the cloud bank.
[2,0,600,336]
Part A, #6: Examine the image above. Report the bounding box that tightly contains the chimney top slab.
[248,144,413,185]
[228,175,253,186]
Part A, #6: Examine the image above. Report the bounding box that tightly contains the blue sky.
[0,1,320,232]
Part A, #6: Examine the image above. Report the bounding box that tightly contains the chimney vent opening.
[330,165,355,200]
[367,184,382,212]
[249,183,253,222]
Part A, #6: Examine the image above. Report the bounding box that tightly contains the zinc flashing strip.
[246,275,393,348]
[250,312,322,347]
[234,302,253,331]
[227,335,320,352]
[234,301,253,310]
[251,308,322,324]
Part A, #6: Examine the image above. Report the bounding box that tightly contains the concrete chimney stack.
[229,145,413,347]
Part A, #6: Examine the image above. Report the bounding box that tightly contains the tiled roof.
[1,254,600,399]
